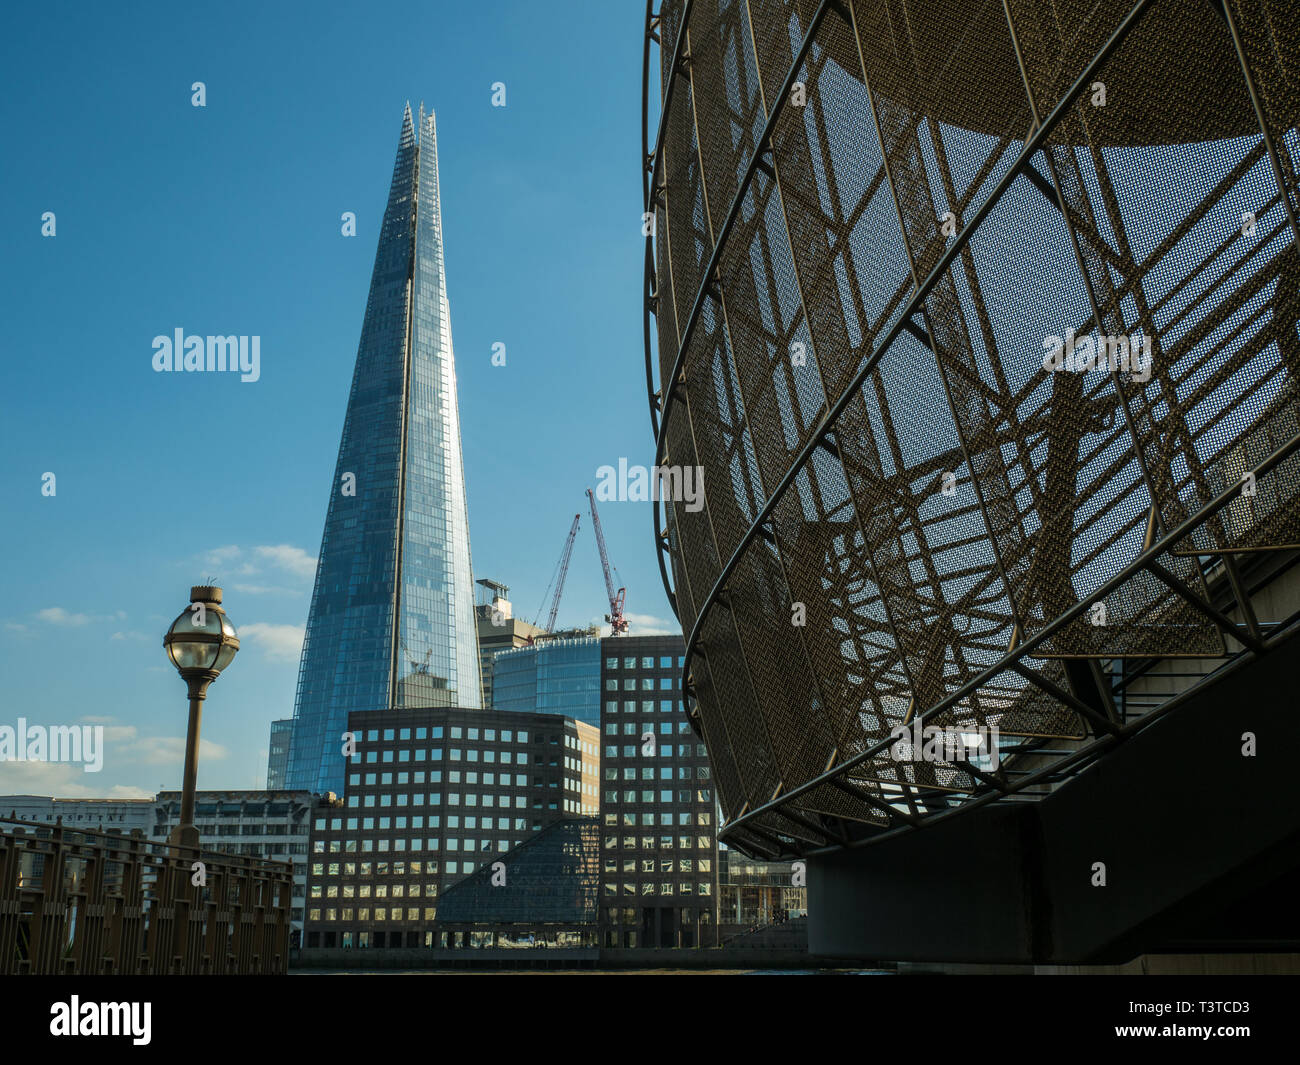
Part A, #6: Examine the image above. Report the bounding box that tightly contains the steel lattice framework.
[642,0,1300,859]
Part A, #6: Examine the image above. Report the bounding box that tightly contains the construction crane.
[532,513,581,632]
[586,488,628,636]
[399,639,433,675]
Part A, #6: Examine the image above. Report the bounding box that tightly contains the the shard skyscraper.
[286,104,480,795]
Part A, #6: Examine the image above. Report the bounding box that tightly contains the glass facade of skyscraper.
[267,719,292,790]
[287,104,480,795]
[491,637,602,727]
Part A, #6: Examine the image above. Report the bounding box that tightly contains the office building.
[718,847,806,929]
[266,718,292,789]
[492,634,602,726]
[596,633,718,948]
[0,795,155,835]
[474,578,545,708]
[301,705,598,950]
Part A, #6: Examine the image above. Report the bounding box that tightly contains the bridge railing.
[0,816,293,975]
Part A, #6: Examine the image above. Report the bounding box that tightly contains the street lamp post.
[163,585,239,849]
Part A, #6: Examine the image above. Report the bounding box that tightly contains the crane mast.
[586,488,628,635]
[544,514,580,633]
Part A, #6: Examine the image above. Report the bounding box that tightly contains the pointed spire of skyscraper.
[286,105,481,794]
[400,100,415,149]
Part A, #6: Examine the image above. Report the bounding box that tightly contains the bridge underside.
[808,625,1300,964]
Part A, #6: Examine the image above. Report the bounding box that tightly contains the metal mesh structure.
[642,0,1300,857]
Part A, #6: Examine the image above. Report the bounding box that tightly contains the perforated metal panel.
[643,0,1300,856]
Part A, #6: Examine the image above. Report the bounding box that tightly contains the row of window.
[313,883,438,898]
[312,860,433,876]
[606,699,681,714]
[344,768,584,789]
[605,656,684,670]
[603,883,713,896]
[311,907,435,922]
[605,721,694,735]
[183,804,297,818]
[605,678,675,691]
[349,748,538,765]
[564,735,597,756]
[163,819,302,831]
[606,766,710,780]
[306,929,598,949]
[605,858,712,873]
[606,744,708,759]
[313,837,539,855]
[156,823,305,836]
[316,815,527,834]
[602,835,714,850]
[342,792,566,810]
[603,790,713,804]
[601,805,714,822]
[353,726,530,743]
[218,842,308,856]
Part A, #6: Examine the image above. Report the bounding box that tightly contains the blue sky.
[0,1,671,798]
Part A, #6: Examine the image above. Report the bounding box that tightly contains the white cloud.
[30,610,137,637]
[103,726,140,743]
[204,545,241,566]
[254,544,317,579]
[0,759,153,799]
[108,784,155,798]
[195,544,316,590]
[122,735,228,766]
[36,607,92,626]
[239,622,306,663]
[199,544,252,578]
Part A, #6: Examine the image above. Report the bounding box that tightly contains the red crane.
[532,513,581,633]
[586,488,628,636]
